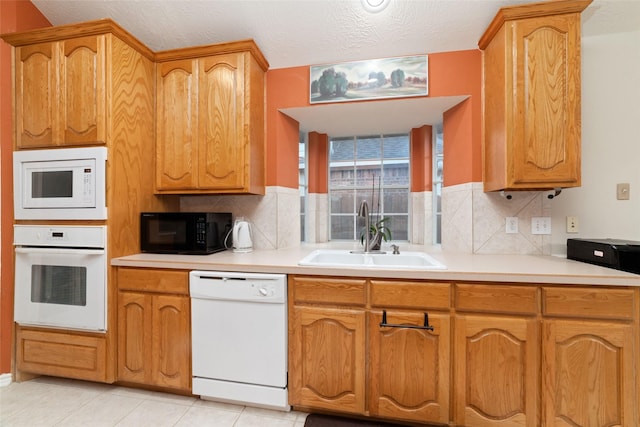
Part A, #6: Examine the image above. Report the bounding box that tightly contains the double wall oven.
[13,147,109,332]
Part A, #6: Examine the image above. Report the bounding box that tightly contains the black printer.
[567,238,640,274]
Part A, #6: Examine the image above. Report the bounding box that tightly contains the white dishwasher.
[189,271,289,411]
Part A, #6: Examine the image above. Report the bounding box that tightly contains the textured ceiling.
[30,0,639,70]
[29,0,640,135]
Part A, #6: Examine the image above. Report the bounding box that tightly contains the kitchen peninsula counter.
[111,243,640,287]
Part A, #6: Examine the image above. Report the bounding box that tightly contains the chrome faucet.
[358,200,371,253]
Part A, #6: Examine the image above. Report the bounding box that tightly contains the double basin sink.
[298,249,446,270]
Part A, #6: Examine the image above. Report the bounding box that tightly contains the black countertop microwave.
[140,212,232,255]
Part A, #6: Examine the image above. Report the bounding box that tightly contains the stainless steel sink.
[298,249,446,270]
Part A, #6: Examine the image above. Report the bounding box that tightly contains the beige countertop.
[111,243,640,287]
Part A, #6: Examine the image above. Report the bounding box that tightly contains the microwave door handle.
[14,247,105,256]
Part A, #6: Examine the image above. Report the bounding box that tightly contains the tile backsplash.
[181,183,551,254]
[181,186,300,250]
[442,182,552,254]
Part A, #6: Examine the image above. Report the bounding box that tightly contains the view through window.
[299,134,307,241]
[329,134,410,241]
[433,125,443,244]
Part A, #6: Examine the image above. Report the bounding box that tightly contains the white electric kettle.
[231,217,254,253]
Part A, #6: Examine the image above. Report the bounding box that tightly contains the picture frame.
[310,54,428,104]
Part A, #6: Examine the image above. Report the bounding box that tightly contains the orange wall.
[0,0,51,375]
[410,125,433,192]
[265,49,482,190]
[307,132,328,193]
[430,50,483,185]
[265,66,309,188]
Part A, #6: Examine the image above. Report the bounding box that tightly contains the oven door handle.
[15,247,105,256]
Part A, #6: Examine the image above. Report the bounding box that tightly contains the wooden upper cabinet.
[15,36,107,148]
[156,59,198,189]
[479,0,591,192]
[155,41,268,194]
[198,54,245,190]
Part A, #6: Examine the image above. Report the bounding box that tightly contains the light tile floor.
[0,376,308,427]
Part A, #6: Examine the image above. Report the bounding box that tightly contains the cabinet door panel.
[198,54,245,190]
[16,43,57,148]
[60,36,106,145]
[512,15,580,186]
[152,294,191,390]
[289,306,366,414]
[369,310,450,424]
[117,291,151,383]
[455,314,539,427]
[156,59,197,189]
[542,319,636,427]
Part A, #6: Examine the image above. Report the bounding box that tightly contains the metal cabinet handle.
[379,310,434,331]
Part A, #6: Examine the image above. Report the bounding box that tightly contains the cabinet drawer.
[542,287,636,320]
[290,276,366,306]
[370,280,450,310]
[16,326,108,382]
[455,283,538,315]
[117,268,189,295]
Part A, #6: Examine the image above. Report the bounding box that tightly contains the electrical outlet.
[531,217,551,235]
[566,216,579,233]
[506,217,519,234]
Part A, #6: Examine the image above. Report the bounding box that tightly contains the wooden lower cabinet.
[289,305,366,413]
[369,310,450,424]
[542,319,636,427]
[454,314,539,427]
[15,325,109,382]
[289,276,450,425]
[541,286,639,427]
[289,278,639,426]
[116,268,191,392]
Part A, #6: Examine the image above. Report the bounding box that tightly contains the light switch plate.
[617,183,630,200]
[531,217,551,235]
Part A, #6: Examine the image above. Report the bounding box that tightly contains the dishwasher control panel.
[189,271,287,303]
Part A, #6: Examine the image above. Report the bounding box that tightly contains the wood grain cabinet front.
[454,314,539,427]
[288,276,451,425]
[155,41,268,194]
[288,276,367,414]
[541,287,639,427]
[15,36,107,148]
[368,310,450,425]
[15,325,109,382]
[116,268,191,392]
[479,0,591,192]
[453,284,540,426]
[289,305,366,414]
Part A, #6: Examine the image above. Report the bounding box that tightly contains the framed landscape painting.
[310,55,428,104]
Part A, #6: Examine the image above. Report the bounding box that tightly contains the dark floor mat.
[304,413,423,427]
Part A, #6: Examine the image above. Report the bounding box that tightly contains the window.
[329,134,410,241]
[433,124,443,244]
[299,133,307,241]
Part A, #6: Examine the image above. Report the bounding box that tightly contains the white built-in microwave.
[13,147,107,220]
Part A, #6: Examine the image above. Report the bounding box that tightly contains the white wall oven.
[14,225,107,332]
[13,147,107,220]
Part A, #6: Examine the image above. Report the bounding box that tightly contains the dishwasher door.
[189,271,288,410]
